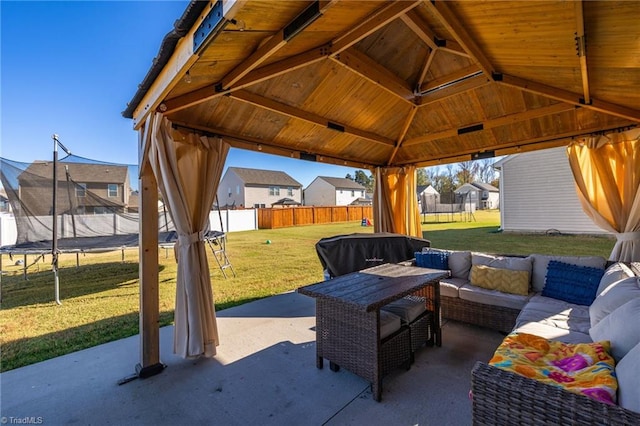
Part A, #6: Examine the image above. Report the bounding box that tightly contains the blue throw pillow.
[415,251,449,270]
[542,260,605,305]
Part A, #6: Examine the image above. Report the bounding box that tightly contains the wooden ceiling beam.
[230,89,397,147]
[387,106,418,165]
[574,0,591,104]
[498,74,640,122]
[161,46,329,114]
[425,0,496,78]
[400,9,467,56]
[398,123,636,168]
[416,49,436,90]
[219,1,336,91]
[418,64,483,94]
[331,48,416,102]
[331,0,422,54]
[170,120,381,169]
[418,74,491,106]
[404,103,578,146]
[161,1,420,114]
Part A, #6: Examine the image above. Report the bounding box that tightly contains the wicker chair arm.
[471,361,640,426]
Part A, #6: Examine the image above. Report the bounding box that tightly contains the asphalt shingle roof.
[228,167,302,187]
[317,176,365,190]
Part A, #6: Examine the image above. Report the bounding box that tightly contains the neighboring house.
[493,146,605,234]
[217,167,302,208]
[455,182,500,210]
[304,176,366,206]
[17,161,131,215]
[0,188,11,213]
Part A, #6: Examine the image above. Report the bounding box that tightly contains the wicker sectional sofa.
[418,249,640,425]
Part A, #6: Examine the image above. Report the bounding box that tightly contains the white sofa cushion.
[513,321,592,344]
[439,277,468,298]
[458,284,531,310]
[530,254,606,293]
[590,298,640,362]
[616,342,640,413]
[589,276,640,327]
[596,262,635,296]
[515,294,591,334]
[427,249,471,279]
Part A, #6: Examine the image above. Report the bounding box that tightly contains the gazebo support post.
[136,160,164,378]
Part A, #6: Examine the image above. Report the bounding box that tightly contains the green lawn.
[0,210,614,371]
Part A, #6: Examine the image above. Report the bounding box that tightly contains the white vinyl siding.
[498,147,606,234]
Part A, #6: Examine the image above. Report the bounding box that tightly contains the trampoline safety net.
[0,155,176,252]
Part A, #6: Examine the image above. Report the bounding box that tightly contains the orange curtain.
[373,165,422,238]
[567,128,640,262]
[147,113,230,358]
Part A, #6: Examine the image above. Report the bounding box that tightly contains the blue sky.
[1,1,360,188]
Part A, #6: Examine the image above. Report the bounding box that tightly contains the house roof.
[317,176,365,190]
[472,182,499,192]
[124,1,639,169]
[21,161,129,184]
[227,167,301,187]
[417,184,438,195]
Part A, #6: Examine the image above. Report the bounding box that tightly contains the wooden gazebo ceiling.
[129,0,640,169]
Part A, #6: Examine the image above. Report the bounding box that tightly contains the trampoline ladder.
[206,233,236,278]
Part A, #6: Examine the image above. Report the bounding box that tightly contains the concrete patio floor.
[1,291,504,425]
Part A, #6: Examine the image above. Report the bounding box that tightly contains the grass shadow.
[1,310,174,372]
[1,262,165,309]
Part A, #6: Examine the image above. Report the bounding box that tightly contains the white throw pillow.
[589,298,640,362]
[596,262,635,296]
[616,342,640,413]
[589,276,640,327]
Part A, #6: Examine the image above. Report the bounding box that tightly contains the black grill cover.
[315,232,431,278]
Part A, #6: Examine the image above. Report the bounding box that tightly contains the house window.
[108,184,118,198]
[269,186,280,196]
[287,187,293,196]
[361,190,365,196]
[351,190,355,196]
[237,185,240,194]
[76,183,87,197]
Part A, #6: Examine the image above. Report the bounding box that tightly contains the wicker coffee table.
[297,263,446,401]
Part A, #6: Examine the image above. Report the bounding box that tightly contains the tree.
[416,168,428,186]
[348,170,374,193]
[478,159,497,183]
[456,161,479,186]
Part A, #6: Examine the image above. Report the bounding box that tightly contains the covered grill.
[315,232,431,278]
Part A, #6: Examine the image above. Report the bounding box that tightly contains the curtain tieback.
[615,231,640,242]
[178,231,204,246]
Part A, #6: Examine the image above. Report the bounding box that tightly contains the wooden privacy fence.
[257,206,373,229]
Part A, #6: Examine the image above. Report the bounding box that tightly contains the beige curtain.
[147,112,230,358]
[567,128,640,262]
[373,166,422,238]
